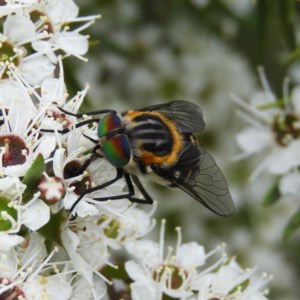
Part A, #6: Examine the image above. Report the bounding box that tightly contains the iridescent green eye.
[102,134,131,168]
[98,113,122,138]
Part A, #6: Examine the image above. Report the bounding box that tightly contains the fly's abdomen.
[125,112,184,166]
[130,114,173,156]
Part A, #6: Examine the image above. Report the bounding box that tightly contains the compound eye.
[102,134,131,168]
[98,113,122,138]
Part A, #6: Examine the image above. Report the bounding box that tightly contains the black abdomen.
[128,114,173,156]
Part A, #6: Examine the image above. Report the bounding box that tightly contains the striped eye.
[98,113,122,138]
[102,134,131,168]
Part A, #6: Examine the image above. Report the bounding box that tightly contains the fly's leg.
[40,118,100,134]
[68,168,124,216]
[128,174,153,204]
[92,173,153,204]
[57,106,116,118]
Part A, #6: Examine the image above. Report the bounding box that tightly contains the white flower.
[125,221,272,300]
[0,176,49,235]
[50,142,98,216]
[0,1,36,17]
[234,68,300,178]
[46,128,112,217]
[195,259,271,300]
[97,204,156,249]
[279,172,300,196]
[0,14,54,85]
[125,221,224,300]
[0,233,72,300]
[29,0,100,61]
[38,77,130,216]
[0,234,24,251]
[0,177,25,234]
[61,227,108,298]
[69,275,106,300]
[21,194,50,230]
[0,85,56,177]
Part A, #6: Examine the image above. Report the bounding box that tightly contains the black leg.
[78,149,102,174]
[68,168,124,215]
[130,175,153,204]
[40,118,100,134]
[92,172,135,202]
[92,173,153,204]
[82,133,98,144]
[57,106,116,118]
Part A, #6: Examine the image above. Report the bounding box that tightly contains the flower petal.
[32,40,58,63]
[53,148,65,178]
[268,140,300,174]
[41,78,66,106]
[22,199,50,230]
[35,136,57,159]
[0,176,26,193]
[46,0,79,24]
[131,281,158,300]
[177,242,206,268]
[279,172,300,196]
[125,240,160,266]
[236,127,272,154]
[21,56,55,85]
[55,32,89,56]
[0,234,24,251]
[4,15,35,43]
[125,261,148,282]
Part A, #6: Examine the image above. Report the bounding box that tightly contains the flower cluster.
[234,67,300,203]
[125,221,272,300]
[0,1,272,299]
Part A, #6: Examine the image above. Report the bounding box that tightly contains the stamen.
[67,15,102,24]
[249,156,273,181]
[3,138,10,160]
[159,219,166,262]
[198,253,227,278]
[175,226,182,261]
[1,210,17,230]
[73,19,97,34]
[15,31,50,48]
[231,93,269,121]
[30,247,59,279]
[236,109,267,128]
[258,66,274,102]
[165,246,173,262]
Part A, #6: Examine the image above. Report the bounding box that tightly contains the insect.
[45,100,234,217]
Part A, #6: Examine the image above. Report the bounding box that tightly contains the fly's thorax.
[123,111,184,167]
[123,159,149,175]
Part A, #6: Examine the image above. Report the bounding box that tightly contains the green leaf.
[22,154,45,203]
[101,263,128,280]
[278,0,297,51]
[257,97,290,110]
[38,209,68,249]
[162,294,177,300]
[262,180,280,206]
[256,0,274,59]
[283,207,300,239]
[285,45,300,67]
[0,195,18,231]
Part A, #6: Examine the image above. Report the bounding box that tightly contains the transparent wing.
[153,143,235,216]
[181,151,235,216]
[140,100,206,133]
